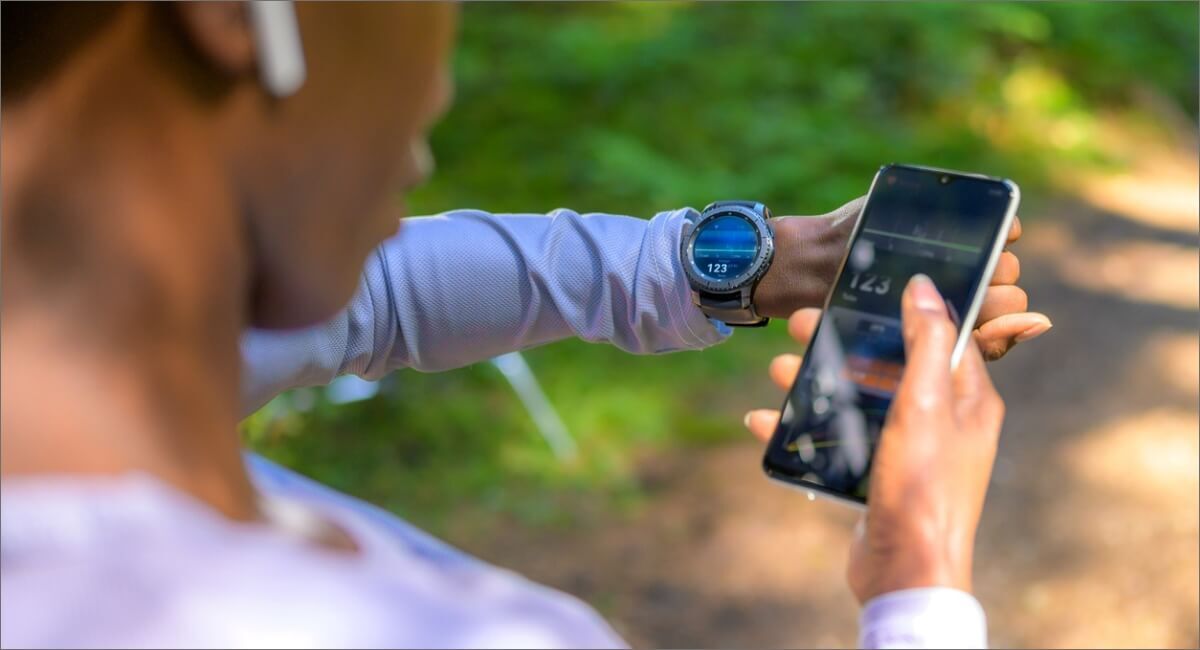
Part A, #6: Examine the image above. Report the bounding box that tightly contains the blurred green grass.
[244,2,1198,534]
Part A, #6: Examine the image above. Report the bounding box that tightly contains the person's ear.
[174,1,306,98]
[173,2,256,77]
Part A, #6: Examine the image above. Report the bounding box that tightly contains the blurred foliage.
[414,1,1197,214]
[246,2,1198,533]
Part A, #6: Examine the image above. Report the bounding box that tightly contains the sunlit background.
[244,3,1200,647]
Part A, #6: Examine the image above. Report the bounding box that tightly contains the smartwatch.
[680,200,775,327]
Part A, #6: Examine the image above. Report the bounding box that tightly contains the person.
[1,3,1052,648]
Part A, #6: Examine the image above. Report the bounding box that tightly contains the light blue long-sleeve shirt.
[1,208,986,649]
[240,208,727,413]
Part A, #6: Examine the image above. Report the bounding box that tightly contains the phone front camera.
[939,175,950,185]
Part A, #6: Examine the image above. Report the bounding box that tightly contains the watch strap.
[696,288,769,327]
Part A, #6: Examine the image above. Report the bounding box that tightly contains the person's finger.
[895,275,956,414]
[769,354,803,392]
[976,285,1029,325]
[974,311,1053,360]
[1006,216,1023,245]
[743,408,780,443]
[954,321,996,406]
[989,251,1020,286]
[955,330,1005,437]
[787,308,822,346]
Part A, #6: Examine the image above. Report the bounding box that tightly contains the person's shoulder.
[2,474,626,648]
[93,529,625,648]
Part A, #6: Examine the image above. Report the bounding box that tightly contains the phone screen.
[763,165,1016,503]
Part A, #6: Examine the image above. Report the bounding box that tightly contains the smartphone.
[762,163,1019,507]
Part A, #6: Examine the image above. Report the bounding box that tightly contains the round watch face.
[691,214,760,281]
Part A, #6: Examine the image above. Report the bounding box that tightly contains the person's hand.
[753,198,865,317]
[744,276,1006,603]
[755,198,1052,359]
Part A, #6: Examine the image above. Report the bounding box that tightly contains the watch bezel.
[681,204,775,294]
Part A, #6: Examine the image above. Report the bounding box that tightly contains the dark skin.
[1,1,1048,603]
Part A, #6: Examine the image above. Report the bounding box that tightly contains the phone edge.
[765,474,869,511]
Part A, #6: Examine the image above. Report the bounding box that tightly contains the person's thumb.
[895,274,956,414]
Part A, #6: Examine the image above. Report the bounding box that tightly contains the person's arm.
[242,201,1040,416]
[849,276,1004,649]
[241,207,729,413]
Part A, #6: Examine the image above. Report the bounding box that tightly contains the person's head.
[2,2,457,330]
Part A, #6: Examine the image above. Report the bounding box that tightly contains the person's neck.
[1,84,259,522]
[1,316,258,521]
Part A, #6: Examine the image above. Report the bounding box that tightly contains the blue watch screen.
[692,215,759,280]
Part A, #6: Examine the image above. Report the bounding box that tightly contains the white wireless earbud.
[247,1,306,98]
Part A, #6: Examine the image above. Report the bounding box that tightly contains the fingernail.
[743,412,753,429]
[908,274,943,312]
[1015,319,1053,343]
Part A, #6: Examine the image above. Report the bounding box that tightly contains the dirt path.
[447,178,1199,647]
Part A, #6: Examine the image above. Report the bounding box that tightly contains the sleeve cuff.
[858,587,987,649]
[649,207,733,350]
